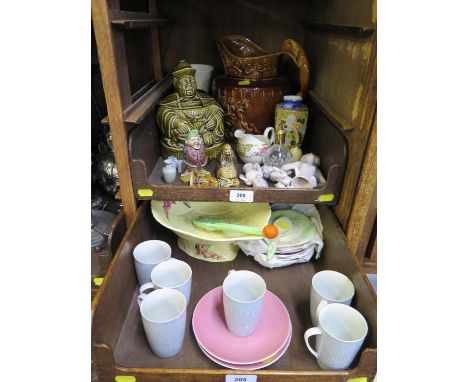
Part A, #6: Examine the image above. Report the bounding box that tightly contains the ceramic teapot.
[213,35,310,140]
[235,127,275,164]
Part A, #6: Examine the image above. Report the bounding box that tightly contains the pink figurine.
[180,129,217,186]
[183,129,207,170]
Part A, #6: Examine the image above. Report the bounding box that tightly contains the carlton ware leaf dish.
[151,201,271,262]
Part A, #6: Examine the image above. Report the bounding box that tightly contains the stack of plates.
[192,287,291,370]
[237,205,324,268]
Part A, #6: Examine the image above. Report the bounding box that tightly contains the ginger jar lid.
[283,95,302,102]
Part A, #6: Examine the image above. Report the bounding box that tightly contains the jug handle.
[279,39,311,99]
[263,127,275,145]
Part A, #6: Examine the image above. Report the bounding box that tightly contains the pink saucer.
[192,286,291,364]
[197,330,292,370]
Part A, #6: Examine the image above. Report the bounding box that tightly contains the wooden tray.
[107,210,128,259]
[92,201,376,382]
[122,79,348,205]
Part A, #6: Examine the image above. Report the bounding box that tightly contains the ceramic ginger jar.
[275,95,309,153]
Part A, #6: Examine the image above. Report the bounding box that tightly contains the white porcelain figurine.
[281,159,318,189]
[261,165,292,187]
[239,163,268,188]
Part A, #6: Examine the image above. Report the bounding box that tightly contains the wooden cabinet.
[92,0,377,220]
[92,0,377,380]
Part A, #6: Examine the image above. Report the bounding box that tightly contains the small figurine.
[217,144,240,187]
[156,60,225,161]
[281,161,317,189]
[301,153,320,166]
[180,129,209,183]
[262,165,292,187]
[287,126,302,161]
[189,169,219,188]
[239,163,268,188]
[279,153,321,188]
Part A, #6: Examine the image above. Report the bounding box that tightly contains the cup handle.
[139,282,156,295]
[304,327,322,358]
[263,127,275,145]
[234,129,245,139]
[137,294,146,306]
[315,299,328,321]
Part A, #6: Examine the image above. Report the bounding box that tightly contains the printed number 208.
[234,378,247,382]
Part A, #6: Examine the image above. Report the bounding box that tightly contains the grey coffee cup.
[310,270,355,326]
[133,240,171,286]
[304,303,368,370]
[139,258,192,306]
[138,288,187,358]
[222,270,266,337]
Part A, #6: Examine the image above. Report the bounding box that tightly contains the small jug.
[235,127,275,164]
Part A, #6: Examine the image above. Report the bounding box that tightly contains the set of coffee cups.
[133,239,268,358]
[133,240,192,358]
[132,240,369,369]
[304,270,368,370]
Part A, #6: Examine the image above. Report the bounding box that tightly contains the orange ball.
[263,224,279,239]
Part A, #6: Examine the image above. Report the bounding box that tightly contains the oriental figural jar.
[156,60,225,161]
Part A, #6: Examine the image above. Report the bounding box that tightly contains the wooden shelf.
[100,85,348,205]
[124,74,172,126]
[126,82,347,205]
[92,201,377,381]
[302,20,375,38]
[101,76,172,127]
[309,90,354,132]
[132,156,342,204]
[110,10,173,29]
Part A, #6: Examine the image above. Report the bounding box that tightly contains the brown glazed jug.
[213,35,310,140]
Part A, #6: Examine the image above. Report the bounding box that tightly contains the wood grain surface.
[302,0,377,231]
[149,0,163,81]
[107,210,127,259]
[92,0,138,225]
[333,34,377,230]
[156,0,310,75]
[346,116,377,265]
[306,0,376,31]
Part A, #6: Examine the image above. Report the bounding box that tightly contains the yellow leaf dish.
[151,201,271,262]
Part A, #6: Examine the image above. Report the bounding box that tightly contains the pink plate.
[192,286,291,364]
[197,329,292,370]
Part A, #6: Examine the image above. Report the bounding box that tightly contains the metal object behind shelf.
[91,209,116,250]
